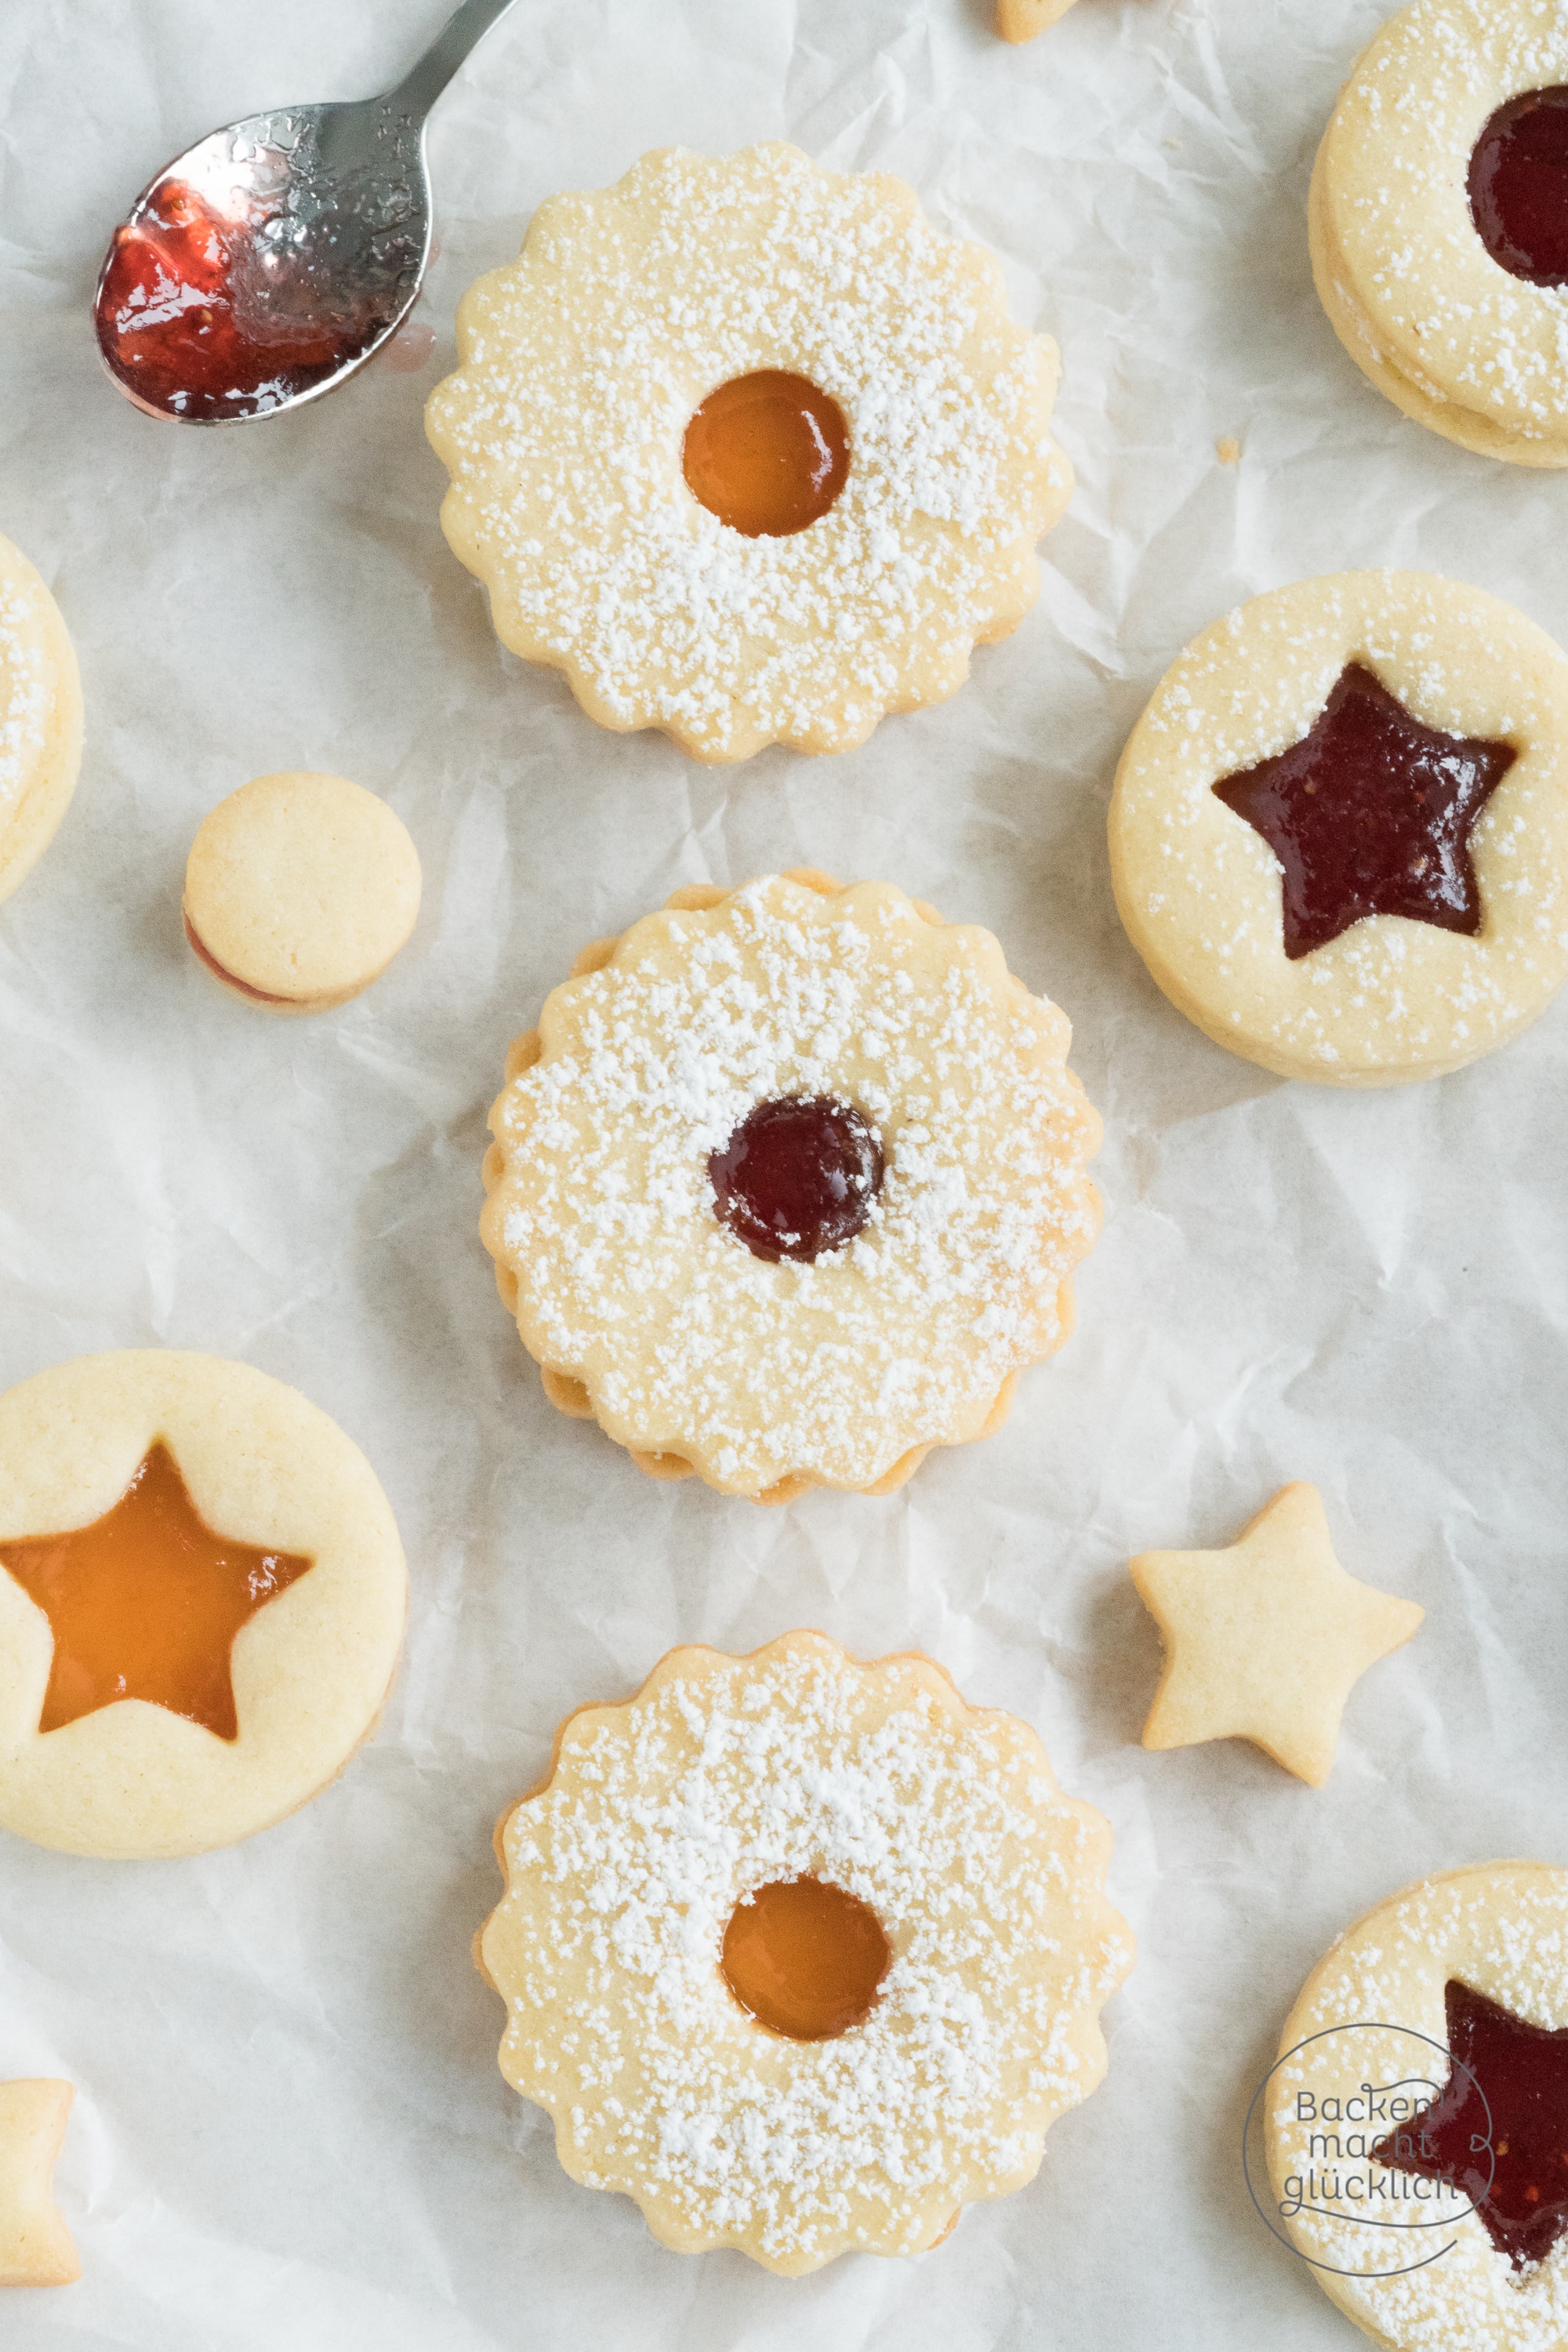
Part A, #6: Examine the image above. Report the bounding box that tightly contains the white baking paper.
[1,0,1564,2343]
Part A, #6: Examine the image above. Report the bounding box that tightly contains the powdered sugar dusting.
[426,143,1071,760]
[482,876,1102,1494]
[1269,1864,1568,2349]
[481,1632,1131,2274]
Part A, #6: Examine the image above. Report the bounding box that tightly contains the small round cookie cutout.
[1108,572,1568,1085]
[0,1352,406,1859]
[0,532,82,909]
[478,1629,1133,2274]
[481,870,1102,1501]
[426,143,1073,763]
[1312,0,1568,465]
[1265,1862,1568,2347]
[183,771,420,1012]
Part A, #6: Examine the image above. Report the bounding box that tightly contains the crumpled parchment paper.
[1,1,1564,2345]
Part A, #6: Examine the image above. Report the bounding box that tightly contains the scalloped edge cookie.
[481,869,1102,1501]
[426,143,1072,763]
[477,1629,1133,2274]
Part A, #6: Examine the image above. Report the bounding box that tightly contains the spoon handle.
[390,0,521,121]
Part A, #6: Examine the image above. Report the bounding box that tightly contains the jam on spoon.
[93,0,521,423]
[709,1096,884,1263]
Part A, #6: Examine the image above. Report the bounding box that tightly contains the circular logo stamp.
[1243,2020,1495,2281]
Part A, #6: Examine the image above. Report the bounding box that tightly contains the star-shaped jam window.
[1211,662,1515,959]
[0,1442,313,1741]
[1372,1979,1568,2269]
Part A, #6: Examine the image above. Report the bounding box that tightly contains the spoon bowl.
[93,0,517,424]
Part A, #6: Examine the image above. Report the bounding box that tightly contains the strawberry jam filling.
[1373,1980,1568,2270]
[709,1095,884,1264]
[183,913,297,1004]
[1469,86,1568,287]
[1211,663,1514,959]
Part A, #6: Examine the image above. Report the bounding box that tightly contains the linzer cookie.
[481,870,1102,1501]
[426,143,1073,762]
[183,771,420,1012]
[477,1630,1133,2274]
[0,532,82,909]
[1312,0,1568,463]
[1108,572,1568,1084]
[0,1352,406,1858]
[1267,1863,1568,2347]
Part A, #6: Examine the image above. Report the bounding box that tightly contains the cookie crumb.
[1215,435,1242,466]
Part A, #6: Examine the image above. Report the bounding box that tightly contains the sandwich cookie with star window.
[1269,1862,1568,2350]
[0,1352,406,1859]
[1109,571,1568,1084]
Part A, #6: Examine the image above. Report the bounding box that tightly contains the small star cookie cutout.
[0,2080,78,2288]
[1130,1482,1424,1786]
[996,0,1080,42]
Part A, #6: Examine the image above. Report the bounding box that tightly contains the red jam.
[183,913,295,1004]
[709,1096,884,1264]
[1211,662,1514,960]
[720,1877,891,2040]
[1372,1980,1568,2269]
[683,372,851,536]
[1469,86,1568,285]
[96,172,402,422]
[1,1442,314,1740]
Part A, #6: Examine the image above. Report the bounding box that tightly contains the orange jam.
[720,1875,891,2040]
[1,1442,314,1740]
[682,372,850,537]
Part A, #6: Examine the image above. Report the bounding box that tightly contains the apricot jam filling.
[2,1441,314,1740]
[720,1875,891,2040]
[683,371,850,537]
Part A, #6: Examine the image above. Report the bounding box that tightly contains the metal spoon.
[93,0,520,425]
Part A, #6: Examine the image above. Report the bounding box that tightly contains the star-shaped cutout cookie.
[1130,1482,1423,1786]
[0,2080,78,2288]
[1212,662,1514,958]
[1,1441,313,1740]
[996,0,1080,41]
